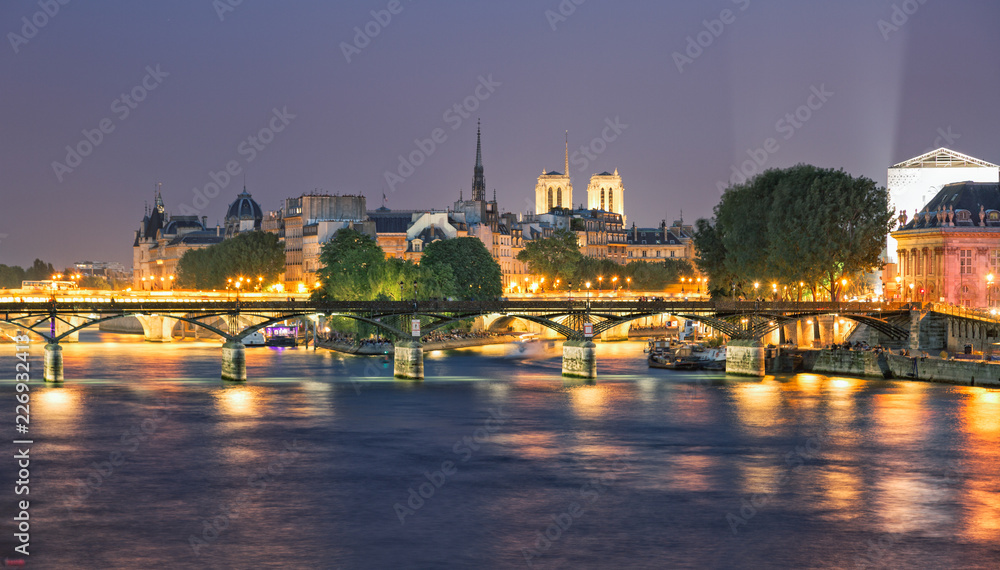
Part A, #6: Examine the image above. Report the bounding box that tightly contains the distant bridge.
[2,298,967,381]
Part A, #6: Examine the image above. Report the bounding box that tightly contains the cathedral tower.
[534,132,573,214]
[587,168,626,224]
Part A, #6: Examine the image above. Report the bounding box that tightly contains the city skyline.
[3,1,1000,269]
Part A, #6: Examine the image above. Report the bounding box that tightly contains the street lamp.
[626,276,631,292]
[399,280,404,299]
[612,276,618,292]
[598,276,603,292]
[987,273,994,308]
[753,282,760,301]
[894,275,901,301]
[909,283,914,302]
[586,281,591,300]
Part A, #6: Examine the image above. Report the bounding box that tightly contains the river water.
[2,331,999,569]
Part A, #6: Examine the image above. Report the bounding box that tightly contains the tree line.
[312,229,503,301]
[176,231,285,290]
[692,164,894,300]
[515,227,695,291]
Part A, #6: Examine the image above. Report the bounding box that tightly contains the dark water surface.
[2,332,999,569]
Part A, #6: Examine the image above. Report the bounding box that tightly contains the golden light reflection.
[666,454,715,493]
[34,387,82,422]
[812,467,861,520]
[956,387,1000,541]
[568,385,607,420]
[731,380,782,431]
[215,386,261,417]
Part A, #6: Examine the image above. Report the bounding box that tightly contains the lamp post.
[399,280,404,300]
[987,273,995,309]
[908,283,914,302]
[586,281,591,300]
[895,275,901,301]
[840,278,848,302]
[598,276,603,293]
[771,282,777,301]
[626,277,631,292]
[612,276,618,293]
[753,282,760,301]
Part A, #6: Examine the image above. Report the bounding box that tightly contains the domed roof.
[164,217,205,235]
[226,189,263,221]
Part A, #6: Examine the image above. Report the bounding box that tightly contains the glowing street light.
[987,273,995,308]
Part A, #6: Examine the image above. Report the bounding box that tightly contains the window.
[991,249,1000,275]
[608,189,613,212]
[556,187,562,208]
[960,249,973,274]
[916,252,922,275]
[601,188,606,210]
[547,188,553,211]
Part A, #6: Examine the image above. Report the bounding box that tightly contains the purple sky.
[3,0,1000,268]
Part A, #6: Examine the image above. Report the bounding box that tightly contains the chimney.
[202,216,208,227]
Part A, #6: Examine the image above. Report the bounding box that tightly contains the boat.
[242,330,266,346]
[264,324,298,347]
[648,342,726,370]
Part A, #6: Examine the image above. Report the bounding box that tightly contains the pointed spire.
[472,119,485,201]
[564,130,569,176]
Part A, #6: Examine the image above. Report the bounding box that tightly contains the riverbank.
[809,349,1000,387]
[316,334,523,355]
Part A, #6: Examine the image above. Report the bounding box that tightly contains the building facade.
[887,148,999,260]
[586,169,626,224]
[626,219,695,261]
[534,137,573,214]
[891,182,1000,307]
[132,190,223,290]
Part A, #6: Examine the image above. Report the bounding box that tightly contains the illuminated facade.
[586,169,626,225]
[534,134,573,214]
[887,148,999,260]
[891,182,1000,307]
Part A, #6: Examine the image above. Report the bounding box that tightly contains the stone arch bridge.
[0,298,923,381]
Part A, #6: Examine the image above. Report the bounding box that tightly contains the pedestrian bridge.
[0,298,928,381]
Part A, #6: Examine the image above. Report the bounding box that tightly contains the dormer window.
[956,209,972,223]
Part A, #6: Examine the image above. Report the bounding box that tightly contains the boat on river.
[648,341,726,370]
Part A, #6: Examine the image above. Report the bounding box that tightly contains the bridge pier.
[394,340,424,379]
[136,315,179,342]
[562,340,597,379]
[725,340,765,376]
[221,340,246,381]
[44,342,63,382]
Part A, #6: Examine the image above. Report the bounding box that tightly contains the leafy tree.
[0,265,26,289]
[516,227,582,282]
[314,228,386,301]
[421,237,502,300]
[694,164,894,299]
[24,259,55,281]
[176,231,284,290]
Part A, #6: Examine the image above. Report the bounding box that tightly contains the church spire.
[472,120,486,201]
[564,130,569,176]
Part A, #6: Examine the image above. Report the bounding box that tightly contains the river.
[2,331,999,568]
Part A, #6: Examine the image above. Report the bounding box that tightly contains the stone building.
[626,219,695,262]
[891,181,1000,307]
[586,169,626,225]
[886,148,999,260]
[132,190,223,290]
[534,134,573,214]
[223,187,264,238]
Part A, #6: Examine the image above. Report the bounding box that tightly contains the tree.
[314,228,386,301]
[176,231,285,290]
[421,237,502,300]
[694,164,894,299]
[515,227,582,281]
[24,259,55,281]
[0,265,26,289]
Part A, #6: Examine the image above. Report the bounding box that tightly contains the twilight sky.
[2,0,1000,268]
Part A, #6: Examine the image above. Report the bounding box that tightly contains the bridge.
[0,296,932,381]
